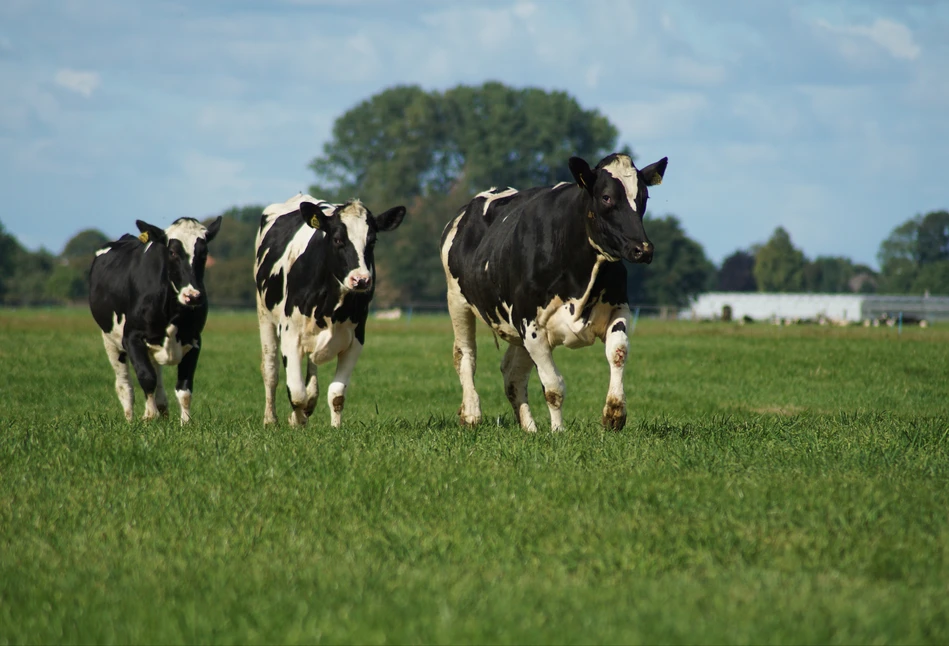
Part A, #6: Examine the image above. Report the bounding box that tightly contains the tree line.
[2,83,948,308]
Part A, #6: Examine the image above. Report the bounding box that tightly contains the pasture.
[1,308,948,644]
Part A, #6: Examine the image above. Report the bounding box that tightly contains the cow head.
[136,216,222,307]
[569,153,667,264]
[299,199,406,294]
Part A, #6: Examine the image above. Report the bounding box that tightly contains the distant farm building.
[686,293,949,324]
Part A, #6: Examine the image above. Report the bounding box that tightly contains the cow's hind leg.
[522,322,566,432]
[602,305,631,431]
[501,344,536,432]
[102,333,134,421]
[449,299,481,426]
[153,363,169,418]
[327,341,363,428]
[258,314,280,425]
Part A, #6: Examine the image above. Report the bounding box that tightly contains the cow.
[254,194,406,427]
[89,216,223,423]
[440,152,668,432]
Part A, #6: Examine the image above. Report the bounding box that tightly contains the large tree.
[754,227,805,292]
[308,82,624,305]
[877,210,949,294]
[717,250,757,291]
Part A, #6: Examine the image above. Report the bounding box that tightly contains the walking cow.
[440,153,668,431]
[89,216,222,423]
[254,194,406,427]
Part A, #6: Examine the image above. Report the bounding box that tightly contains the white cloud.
[818,18,920,61]
[53,68,100,97]
[604,93,709,141]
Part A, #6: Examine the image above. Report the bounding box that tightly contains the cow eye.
[601,194,612,205]
[333,236,345,248]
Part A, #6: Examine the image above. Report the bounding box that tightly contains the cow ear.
[135,220,167,245]
[204,215,223,242]
[299,201,329,230]
[568,157,596,194]
[374,206,406,232]
[640,157,668,187]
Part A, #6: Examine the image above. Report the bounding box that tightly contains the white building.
[686,293,949,323]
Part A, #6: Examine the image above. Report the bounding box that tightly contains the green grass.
[1,308,948,644]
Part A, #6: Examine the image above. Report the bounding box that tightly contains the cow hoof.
[601,399,627,431]
[289,410,308,427]
[457,406,481,426]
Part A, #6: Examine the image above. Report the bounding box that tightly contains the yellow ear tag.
[310,215,320,229]
[138,232,149,243]
[587,211,595,219]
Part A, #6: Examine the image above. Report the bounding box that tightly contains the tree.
[308,82,623,304]
[916,210,949,266]
[61,229,109,259]
[754,227,805,292]
[201,206,263,308]
[717,250,757,291]
[911,260,949,295]
[802,256,857,293]
[627,215,715,307]
[877,211,949,294]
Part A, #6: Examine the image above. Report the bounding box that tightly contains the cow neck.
[566,191,613,321]
[293,236,347,320]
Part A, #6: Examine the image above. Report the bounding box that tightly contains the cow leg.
[327,341,363,428]
[258,316,280,425]
[448,299,481,426]
[281,331,309,427]
[102,333,134,421]
[523,322,566,431]
[500,344,536,432]
[153,362,170,418]
[304,358,319,417]
[126,334,161,421]
[602,306,631,431]
[175,340,201,424]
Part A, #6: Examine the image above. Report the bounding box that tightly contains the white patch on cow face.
[475,187,518,216]
[602,155,639,212]
[95,246,110,257]
[337,201,373,293]
[165,218,208,263]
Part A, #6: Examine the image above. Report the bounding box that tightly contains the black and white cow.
[440,153,667,432]
[89,216,222,423]
[254,194,406,427]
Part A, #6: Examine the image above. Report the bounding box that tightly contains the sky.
[1,0,947,269]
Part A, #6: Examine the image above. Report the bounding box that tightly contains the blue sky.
[1,0,947,268]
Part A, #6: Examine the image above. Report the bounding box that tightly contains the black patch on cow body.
[611,321,626,334]
[443,183,628,340]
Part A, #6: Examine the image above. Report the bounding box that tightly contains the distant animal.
[89,216,223,423]
[254,194,406,426]
[440,153,668,431]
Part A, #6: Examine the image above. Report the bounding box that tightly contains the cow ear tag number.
[310,215,320,229]
[138,232,149,243]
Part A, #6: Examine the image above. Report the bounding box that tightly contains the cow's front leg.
[501,344,537,432]
[153,362,169,418]
[522,322,566,431]
[102,333,134,421]
[175,339,201,424]
[126,333,161,421]
[281,330,309,427]
[602,305,631,431]
[327,341,363,428]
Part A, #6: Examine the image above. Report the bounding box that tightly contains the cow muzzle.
[177,285,203,306]
[627,240,654,264]
[346,272,373,292]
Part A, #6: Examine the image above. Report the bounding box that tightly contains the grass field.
[2,308,948,644]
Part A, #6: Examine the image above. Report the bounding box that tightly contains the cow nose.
[180,286,202,305]
[630,241,654,264]
[349,273,372,291]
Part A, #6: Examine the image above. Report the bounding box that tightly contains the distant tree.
[61,229,109,259]
[717,250,757,291]
[309,82,623,304]
[911,260,949,295]
[877,210,949,293]
[3,247,56,305]
[754,227,805,292]
[45,263,87,303]
[0,220,23,302]
[627,215,715,307]
[201,206,262,308]
[802,256,856,293]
